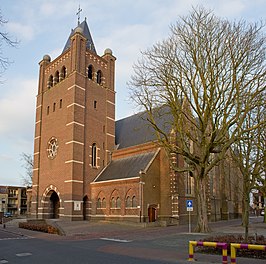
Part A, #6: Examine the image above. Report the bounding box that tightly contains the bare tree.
[230,101,266,240]
[129,7,266,232]
[20,153,33,187]
[0,9,18,75]
[255,109,266,224]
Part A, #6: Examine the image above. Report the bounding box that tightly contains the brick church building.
[30,16,242,224]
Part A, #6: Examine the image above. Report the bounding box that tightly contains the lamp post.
[212,196,217,222]
[139,170,145,223]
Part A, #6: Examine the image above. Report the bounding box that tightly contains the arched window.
[111,197,115,208]
[102,198,106,208]
[48,75,53,88]
[97,198,101,208]
[91,143,97,167]
[60,66,66,81]
[88,65,93,79]
[54,71,59,85]
[96,70,102,84]
[116,197,121,208]
[132,196,137,207]
[126,196,131,208]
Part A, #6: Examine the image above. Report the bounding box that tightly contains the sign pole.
[186,200,193,233]
[189,210,191,233]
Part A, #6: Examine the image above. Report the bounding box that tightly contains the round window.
[47,137,58,159]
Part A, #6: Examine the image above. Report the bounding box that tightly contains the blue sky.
[0,0,265,186]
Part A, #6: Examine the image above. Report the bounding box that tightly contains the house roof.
[94,150,158,182]
[62,19,97,54]
[115,106,173,149]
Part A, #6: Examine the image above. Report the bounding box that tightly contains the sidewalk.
[3,216,266,264]
[51,216,266,238]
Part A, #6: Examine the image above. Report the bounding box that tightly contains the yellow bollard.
[230,243,266,264]
[188,241,227,263]
[188,241,196,261]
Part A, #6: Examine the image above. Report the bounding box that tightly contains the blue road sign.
[186,200,193,211]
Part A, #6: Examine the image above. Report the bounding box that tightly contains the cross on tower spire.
[76,5,82,25]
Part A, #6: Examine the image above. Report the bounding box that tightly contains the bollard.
[188,241,228,264]
[230,243,266,264]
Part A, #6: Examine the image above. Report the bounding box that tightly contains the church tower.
[31,17,116,220]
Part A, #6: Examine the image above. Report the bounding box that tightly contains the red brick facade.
[30,19,242,224]
[31,23,116,221]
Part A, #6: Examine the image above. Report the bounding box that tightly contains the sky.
[0,0,265,186]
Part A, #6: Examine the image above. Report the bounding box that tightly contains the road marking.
[100,238,132,243]
[0,260,8,263]
[16,253,32,257]
[0,237,31,241]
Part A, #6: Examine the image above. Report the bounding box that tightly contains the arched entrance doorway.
[49,191,60,219]
[83,195,89,220]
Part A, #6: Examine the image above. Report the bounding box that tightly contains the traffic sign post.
[186,200,193,233]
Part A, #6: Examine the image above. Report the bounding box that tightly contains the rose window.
[47,137,58,159]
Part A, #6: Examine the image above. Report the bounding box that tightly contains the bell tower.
[31,17,116,220]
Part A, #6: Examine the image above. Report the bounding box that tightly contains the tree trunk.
[195,176,211,232]
[263,194,266,223]
[242,192,250,241]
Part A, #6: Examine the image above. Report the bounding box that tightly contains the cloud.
[0,78,36,138]
[6,22,35,42]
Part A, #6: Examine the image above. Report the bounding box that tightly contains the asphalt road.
[0,217,265,264]
[0,232,175,264]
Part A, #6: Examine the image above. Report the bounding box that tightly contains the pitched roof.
[115,106,173,149]
[62,19,97,54]
[94,150,158,182]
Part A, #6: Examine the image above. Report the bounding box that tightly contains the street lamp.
[213,196,216,222]
[139,170,145,223]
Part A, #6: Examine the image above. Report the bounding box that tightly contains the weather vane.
[76,5,82,25]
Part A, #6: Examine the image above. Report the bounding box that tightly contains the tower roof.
[62,19,97,54]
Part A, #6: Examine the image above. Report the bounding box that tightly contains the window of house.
[48,75,53,88]
[53,102,56,112]
[96,70,102,84]
[91,143,97,167]
[116,197,121,208]
[47,106,50,115]
[94,100,97,109]
[126,196,131,208]
[61,66,66,80]
[102,198,106,208]
[111,197,115,208]
[97,198,101,209]
[54,71,59,85]
[185,171,194,196]
[88,65,93,79]
[60,99,62,109]
[132,196,137,207]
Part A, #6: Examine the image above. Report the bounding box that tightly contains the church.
[29,14,242,224]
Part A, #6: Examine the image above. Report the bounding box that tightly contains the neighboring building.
[0,186,8,214]
[0,186,27,216]
[29,15,242,224]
